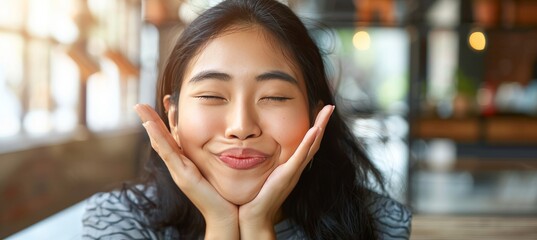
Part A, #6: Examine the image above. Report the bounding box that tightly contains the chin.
[218,181,263,205]
[224,193,256,205]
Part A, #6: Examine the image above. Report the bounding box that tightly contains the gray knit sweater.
[82,187,411,239]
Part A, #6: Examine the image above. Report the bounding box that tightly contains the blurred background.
[0,0,536,239]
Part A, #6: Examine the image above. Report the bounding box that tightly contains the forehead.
[183,25,305,87]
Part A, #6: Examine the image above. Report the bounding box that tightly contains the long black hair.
[127,0,385,239]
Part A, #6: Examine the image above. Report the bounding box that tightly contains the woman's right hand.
[134,104,239,240]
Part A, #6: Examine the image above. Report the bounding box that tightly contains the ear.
[163,95,177,128]
[163,95,182,144]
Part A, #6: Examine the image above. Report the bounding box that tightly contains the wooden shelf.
[486,117,537,143]
[412,118,480,142]
[412,116,537,144]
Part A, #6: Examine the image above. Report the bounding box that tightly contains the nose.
[224,102,261,140]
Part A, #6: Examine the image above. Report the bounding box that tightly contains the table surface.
[411,215,537,240]
[6,201,86,240]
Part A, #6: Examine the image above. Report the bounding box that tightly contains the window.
[0,32,24,138]
[0,0,143,148]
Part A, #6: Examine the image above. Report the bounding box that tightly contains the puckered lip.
[216,148,270,170]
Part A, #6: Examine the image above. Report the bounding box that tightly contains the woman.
[82,0,411,239]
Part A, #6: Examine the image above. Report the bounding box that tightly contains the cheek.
[265,109,310,158]
[176,106,221,153]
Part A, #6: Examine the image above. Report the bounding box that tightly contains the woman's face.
[170,26,311,205]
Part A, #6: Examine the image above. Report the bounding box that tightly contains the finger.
[244,106,335,211]
[136,103,182,145]
[143,121,185,168]
[306,105,335,158]
[313,105,335,129]
[253,126,318,206]
[143,121,203,183]
[135,104,174,139]
[284,105,334,170]
[134,104,162,123]
[144,121,228,215]
[284,126,319,172]
[139,110,234,218]
[135,104,175,139]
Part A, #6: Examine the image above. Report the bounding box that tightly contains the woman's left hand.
[237,105,334,239]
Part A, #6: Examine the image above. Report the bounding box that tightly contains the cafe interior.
[1,0,536,239]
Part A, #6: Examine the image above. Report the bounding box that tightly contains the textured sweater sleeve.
[368,194,412,240]
[82,191,161,240]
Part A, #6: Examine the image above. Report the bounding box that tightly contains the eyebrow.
[256,71,298,86]
[189,71,231,83]
[188,70,298,86]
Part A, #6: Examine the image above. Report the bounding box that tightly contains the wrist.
[239,222,276,240]
[205,215,239,240]
[238,207,281,240]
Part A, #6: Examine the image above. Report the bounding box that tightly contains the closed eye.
[260,96,293,102]
[195,95,226,101]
